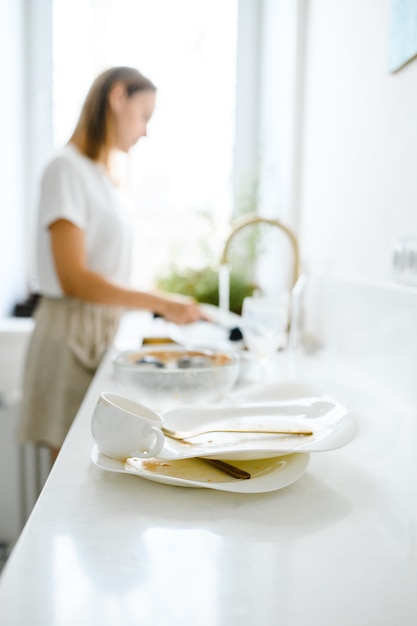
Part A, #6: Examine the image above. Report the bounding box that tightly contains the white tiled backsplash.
[304,273,417,405]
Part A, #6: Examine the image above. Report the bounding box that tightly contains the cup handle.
[136,425,165,458]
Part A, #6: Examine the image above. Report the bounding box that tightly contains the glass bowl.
[112,345,240,411]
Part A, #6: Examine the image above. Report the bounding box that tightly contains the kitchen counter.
[0,312,416,626]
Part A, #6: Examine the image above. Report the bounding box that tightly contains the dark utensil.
[201,458,251,480]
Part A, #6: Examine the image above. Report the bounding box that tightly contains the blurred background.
[2,0,417,317]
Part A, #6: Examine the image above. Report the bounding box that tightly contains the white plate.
[168,303,243,349]
[157,383,356,461]
[91,445,309,493]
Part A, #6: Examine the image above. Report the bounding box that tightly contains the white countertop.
[0,313,416,626]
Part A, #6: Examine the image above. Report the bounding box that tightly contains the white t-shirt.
[36,144,133,297]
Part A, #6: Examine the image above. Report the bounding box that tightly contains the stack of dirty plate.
[91,381,356,494]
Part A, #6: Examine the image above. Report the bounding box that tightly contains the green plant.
[156,265,256,315]
[154,188,265,314]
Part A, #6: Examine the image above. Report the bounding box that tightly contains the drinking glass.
[241,294,289,377]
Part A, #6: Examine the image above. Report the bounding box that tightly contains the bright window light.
[52,0,238,287]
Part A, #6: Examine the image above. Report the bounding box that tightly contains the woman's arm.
[49,219,204,324]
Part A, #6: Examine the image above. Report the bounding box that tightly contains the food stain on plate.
[125,456,287,484]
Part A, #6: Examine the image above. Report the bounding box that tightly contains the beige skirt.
[18,297,122,449]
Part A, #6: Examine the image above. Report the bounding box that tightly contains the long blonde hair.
[70,66,156,160]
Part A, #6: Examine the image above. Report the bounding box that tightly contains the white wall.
[299,0,417,284]
[0,0,26,316]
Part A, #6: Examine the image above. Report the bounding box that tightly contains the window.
[52,0,238,287]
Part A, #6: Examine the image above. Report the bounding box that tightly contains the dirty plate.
[91,445,309,493]
[157,384,356,461]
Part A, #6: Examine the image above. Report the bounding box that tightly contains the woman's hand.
[156,293,206,325]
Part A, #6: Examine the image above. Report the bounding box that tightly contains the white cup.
[91,391,165,460]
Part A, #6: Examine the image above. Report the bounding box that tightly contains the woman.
[19,66,204,460]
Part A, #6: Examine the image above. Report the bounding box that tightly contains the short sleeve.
[39,154,88,230]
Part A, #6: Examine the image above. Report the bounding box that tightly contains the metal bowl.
[112,345,240,411]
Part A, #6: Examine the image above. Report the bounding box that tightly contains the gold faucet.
[219,213,313,352]
[220,213,300,288]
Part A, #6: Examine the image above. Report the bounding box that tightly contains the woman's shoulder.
[41,145,99,192]
[38,146,92,221]
[43,144,85,175]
